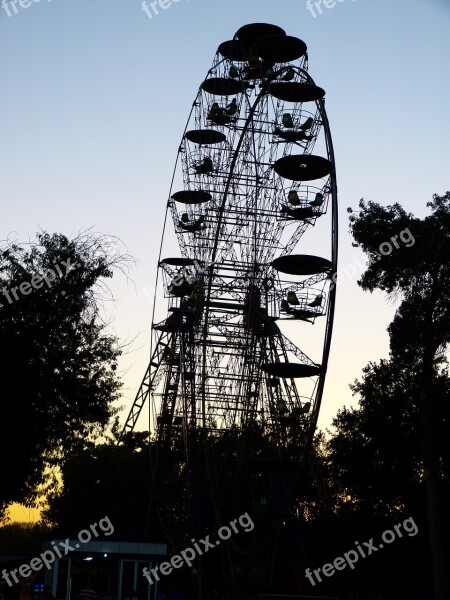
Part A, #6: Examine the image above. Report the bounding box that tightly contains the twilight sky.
[1,0,449,520]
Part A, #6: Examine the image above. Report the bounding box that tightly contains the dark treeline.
[1,193,449,599]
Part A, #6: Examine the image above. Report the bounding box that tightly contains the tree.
[0,231,128,518]
[328,360,423,518]
[43,431,153,538]
[321,359,450,596]
[0,522,54,556]
[344,192,450,599]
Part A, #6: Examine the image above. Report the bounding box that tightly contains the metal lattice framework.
[120,23,338,587]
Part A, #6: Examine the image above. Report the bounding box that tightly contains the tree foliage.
[0,231,127,517]
[330,192,450,598]
[348,192,450,359]
[0,522,54,556]
[42,431,152,538]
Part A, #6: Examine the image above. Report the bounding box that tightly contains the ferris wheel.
[121,22,337,591]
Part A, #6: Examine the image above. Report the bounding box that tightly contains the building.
[42,539,167,600]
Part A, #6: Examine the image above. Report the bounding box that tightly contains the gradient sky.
[1,0,449,521]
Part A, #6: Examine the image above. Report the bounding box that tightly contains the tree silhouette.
[343,192,450,599]
[0,231,128,518]
[43,431,153,538]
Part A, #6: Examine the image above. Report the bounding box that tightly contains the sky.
[1,0,449,522]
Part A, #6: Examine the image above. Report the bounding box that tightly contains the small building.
[42,539,167,600]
